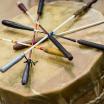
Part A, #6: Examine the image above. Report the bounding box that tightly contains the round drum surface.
[0,1,104,98]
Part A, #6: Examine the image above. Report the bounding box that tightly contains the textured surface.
[0,1,104,104]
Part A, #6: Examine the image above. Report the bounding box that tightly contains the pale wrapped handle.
[2,20,34,31]
[0,53,25,73]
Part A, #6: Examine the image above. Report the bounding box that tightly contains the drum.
[0,1,104,104]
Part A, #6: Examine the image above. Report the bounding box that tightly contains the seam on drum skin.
[29,87,51,104]
[91,9,104,18]
[30,88,50,100]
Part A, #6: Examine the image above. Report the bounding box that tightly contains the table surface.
[0,1,104,97]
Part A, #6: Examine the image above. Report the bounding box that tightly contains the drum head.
[0,1,104,103]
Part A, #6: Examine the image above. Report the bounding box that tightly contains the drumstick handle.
[57,36,104,50]
[39,25,73,60]
[0,53,25,73]
[74,0,97,16]
[2,20,34,31]
[22,59,31,85]
[37,0,45,16]
[17,2,28,13]
[48,32,73,60]
[77,40,104,50]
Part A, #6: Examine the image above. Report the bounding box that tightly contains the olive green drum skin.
[0,1,104,104]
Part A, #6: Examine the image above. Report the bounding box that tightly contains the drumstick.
[22,0,45,85]
[21,59,38,85]
[17,0,98,33]
[58,20,104,36]
[57,36,104,50]
[2,20,43,33]
[22,59,32,85]
[39,25,73,60]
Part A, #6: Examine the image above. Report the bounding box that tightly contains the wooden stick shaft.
[58,20,104,36]
[0,37,31,47]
